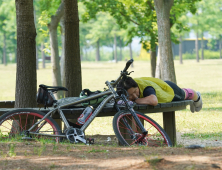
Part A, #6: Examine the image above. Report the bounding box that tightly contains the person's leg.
[182,88,198,101]
[164,81,185,101]
[165,81,202,112]
[182,88,202,112]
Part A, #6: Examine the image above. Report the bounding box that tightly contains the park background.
[0,0,222,145]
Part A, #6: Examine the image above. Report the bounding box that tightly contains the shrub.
[174,50,221,60]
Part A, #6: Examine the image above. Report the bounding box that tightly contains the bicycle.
[0,59,172,147]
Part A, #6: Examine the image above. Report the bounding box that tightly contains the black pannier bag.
[36,85,54,108]
[79,89,107,107]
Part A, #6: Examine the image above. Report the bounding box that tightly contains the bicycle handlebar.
[123,59,134,72]
[108,59,134,88]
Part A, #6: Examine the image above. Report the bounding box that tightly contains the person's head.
[117,77,140,101]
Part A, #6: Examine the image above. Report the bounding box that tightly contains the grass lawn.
[0,59,222,141]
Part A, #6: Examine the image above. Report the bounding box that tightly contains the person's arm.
[134,95,158,106]
[134,86,158,106]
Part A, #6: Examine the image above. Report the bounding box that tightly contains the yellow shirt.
[134,77,174,103]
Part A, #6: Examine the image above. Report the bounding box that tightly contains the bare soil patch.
[0,136,222,170]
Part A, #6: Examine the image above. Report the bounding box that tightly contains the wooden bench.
[0,100,193,145]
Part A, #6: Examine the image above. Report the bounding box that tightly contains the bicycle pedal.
[86,138,94,145]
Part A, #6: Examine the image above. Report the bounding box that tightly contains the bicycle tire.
[0,109,62,142]
[113,110,172,147]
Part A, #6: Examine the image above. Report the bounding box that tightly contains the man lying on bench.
[117,76,202,113]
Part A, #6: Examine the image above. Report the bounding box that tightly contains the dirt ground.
[0,135,222,170]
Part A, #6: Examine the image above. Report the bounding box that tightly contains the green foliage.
[188,0,222,37]
[207,39,220,51]
[174,50,221,60]
[80,0,201,54]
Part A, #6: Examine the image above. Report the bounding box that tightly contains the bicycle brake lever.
[127,71,134,75]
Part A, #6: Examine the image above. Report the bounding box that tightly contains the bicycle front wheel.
[0,109,62,142]
[113,111,172,147]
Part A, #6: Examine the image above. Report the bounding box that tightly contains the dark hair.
[117,76,138,91]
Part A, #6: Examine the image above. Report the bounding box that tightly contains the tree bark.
[96,39,100,61]
[179,35,183,64]
[195,31,199,62]
[3,32,7,66]
[154,0,176,83]
[155,47,161,79]
[150,35,156,77]
[201,31,204,60]
[129,42,133,68]
[41,42,45,68]
[1,48,3,64]
[60,16,65,87]
[114,33,117,63]
[64,0,82,97]
[34,1,38,70]
[15,0,37,108]
[47,2,64,98]
[14,46,17,63]
[36,46,39,69]
[84,48,88,60]
[119,38,123,61]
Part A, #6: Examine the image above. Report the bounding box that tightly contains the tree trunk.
[96,39,100,61]
[34,1,38,70]
[47,2,64,98]
[15,0,37,108]
[36,46,39,69]
[154,0,176,83]
[2,48,3,64]
[179,35,183,64]
[219,35,221,59]
[112,45,114,60]
[195,31,199,62]
[114,33,118,63]
[3,32,7,66]
[150,35,156,77]
[14,46,17,63]
[80,47,83,61]
[84,48,88,61]
[119,38,123,61]
[60,16,65,87]
[129,42,133,68]
[155,47,161,79]
[64,0,82,97]
[201,31,204,60]
[41,42,45,68]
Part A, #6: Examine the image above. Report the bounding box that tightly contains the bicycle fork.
[118,95,148,139]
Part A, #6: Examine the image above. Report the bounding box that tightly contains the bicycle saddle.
[39,84,68,92]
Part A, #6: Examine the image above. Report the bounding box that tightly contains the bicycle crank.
[65,128,86,144]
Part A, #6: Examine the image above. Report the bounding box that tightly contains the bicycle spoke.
[0,110,62,142]
[114,111,171,147]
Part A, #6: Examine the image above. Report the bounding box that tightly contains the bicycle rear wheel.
[113,111,172,147]
[0,109,62,142]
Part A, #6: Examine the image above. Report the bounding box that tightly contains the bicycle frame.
[28,89,114,137]
[27,59,148,141]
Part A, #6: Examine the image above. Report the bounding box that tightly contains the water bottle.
[77,106,94,125]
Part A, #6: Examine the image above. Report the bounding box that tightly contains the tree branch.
[147,0,155,10]
[48,2,64,29]
[119,11,140,25]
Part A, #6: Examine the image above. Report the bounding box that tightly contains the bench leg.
[163,111,176,146]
